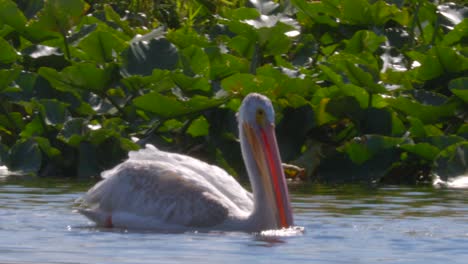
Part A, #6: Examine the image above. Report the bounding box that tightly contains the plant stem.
[61,31,71,60]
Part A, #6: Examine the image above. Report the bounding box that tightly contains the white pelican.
[77,93,294,232]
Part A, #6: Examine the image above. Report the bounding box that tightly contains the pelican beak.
[243,122,294,228]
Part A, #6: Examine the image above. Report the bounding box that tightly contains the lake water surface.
[0,177,467,264]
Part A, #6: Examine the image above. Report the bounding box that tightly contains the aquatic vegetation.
[0,0,466,184]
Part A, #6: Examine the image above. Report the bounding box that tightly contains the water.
[1,177,467,264]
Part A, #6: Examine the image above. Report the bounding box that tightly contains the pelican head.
[238,93,294,230]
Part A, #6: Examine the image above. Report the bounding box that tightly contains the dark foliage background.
[0,0,466,185]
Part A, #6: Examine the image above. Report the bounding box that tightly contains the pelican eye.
[256,108,266,125]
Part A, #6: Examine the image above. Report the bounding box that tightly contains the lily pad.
[434,142,468,181]
[122,29,180,76]
[8,139,42,174]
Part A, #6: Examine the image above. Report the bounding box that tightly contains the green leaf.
[8,139,42,174]
[35,137,61,158]
[326,96,363,121]
[319,65,343,86]
[369,0,403,26]
[133,93,187,118]
[228,35,255,58]
[387,97,458,124]
[408,117,426,138]
[342,140,372,164]
[292,0,338,27]
[122,31,179,76]
[340,135,404,164]
[343,61,387,94]
[32,0,89,34]
[133,93,226,118]
[39,63,117,93]
[20,116,44,138]
[0,67,21,92]
[442,18,468,46]
[0,37,18,64]
[391,111,405,136]
[427,135,465,150]
[37,99,70,126]
[258,25,293,56]
[187,116,209,137]
[181,45,210,76]
[0,0,28,33]
[58,118,86,147]
[167,26,210,49]
[417,46,468,81]
[221,73,277,96]
[78,30,127,63]
[400,143,440,161]
[362,107,393,135]
[172,73,210,92]
[344,30,386,54]
[208,50,249,79]
[340,0,371,25]
[449,77,468,103]
[224,7,260,20]
[434,142,468,181]
[160,119,184,132]
[122,69,174,92]
[104,4,134,37]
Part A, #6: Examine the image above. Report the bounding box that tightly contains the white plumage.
[78,145,253,230]
[77,93,294,232]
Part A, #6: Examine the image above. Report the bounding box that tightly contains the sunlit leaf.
[181,45,210,76]
[35,136,61,158]
[208,51,249,79]
[400,143,440,161]
[187,116,209,137]
[344,30,386,54]
[167,27,210,49]
[104,4,134,37]
[133,93,227,118]
[32,0,89,34]
[78,30,127,63]
[0,37,18,64]
[221,73,277,96]
[387,97,458,124]
[0,68,21,92]
[172,73,210,92]
[39,63,117,93]
[20,116,44,139]
[340,135,404,164]
[442,18,468,45]
[417,46,468,81]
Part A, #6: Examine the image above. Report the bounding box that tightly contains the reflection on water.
[1,177,468,264]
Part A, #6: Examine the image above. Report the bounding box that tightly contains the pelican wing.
[78,145,253,228]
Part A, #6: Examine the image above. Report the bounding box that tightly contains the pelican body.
[78,93,294,232]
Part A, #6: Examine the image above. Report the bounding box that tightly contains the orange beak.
[243,122,294,228]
